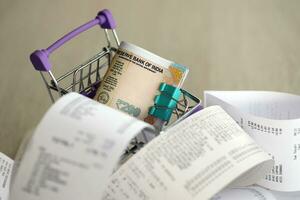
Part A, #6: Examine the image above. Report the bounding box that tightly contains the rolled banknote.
[94,41,188,120]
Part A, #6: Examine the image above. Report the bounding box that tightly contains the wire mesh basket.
[30,9,201,159]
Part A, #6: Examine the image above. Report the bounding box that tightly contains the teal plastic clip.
[148,83,182,122]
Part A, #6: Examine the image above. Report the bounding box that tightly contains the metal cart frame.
[30,9,119,102]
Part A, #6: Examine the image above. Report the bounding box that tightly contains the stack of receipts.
[0,91,299,200]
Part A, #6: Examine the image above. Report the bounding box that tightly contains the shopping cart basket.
[30,9,201,157]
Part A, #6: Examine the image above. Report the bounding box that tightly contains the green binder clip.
[149,83,182,122]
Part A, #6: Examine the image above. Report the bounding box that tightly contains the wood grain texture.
[1,0,300,158]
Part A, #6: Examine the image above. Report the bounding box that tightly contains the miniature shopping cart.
[30,9,201,157]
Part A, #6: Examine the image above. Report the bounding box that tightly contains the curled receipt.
[102,106,273,200]
[10,93,153,200]
[205,91,300,192]
[0,153,13,200]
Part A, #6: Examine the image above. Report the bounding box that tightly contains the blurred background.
[1,0,300,158]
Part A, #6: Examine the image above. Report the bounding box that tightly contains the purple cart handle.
[30,9,116,72]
